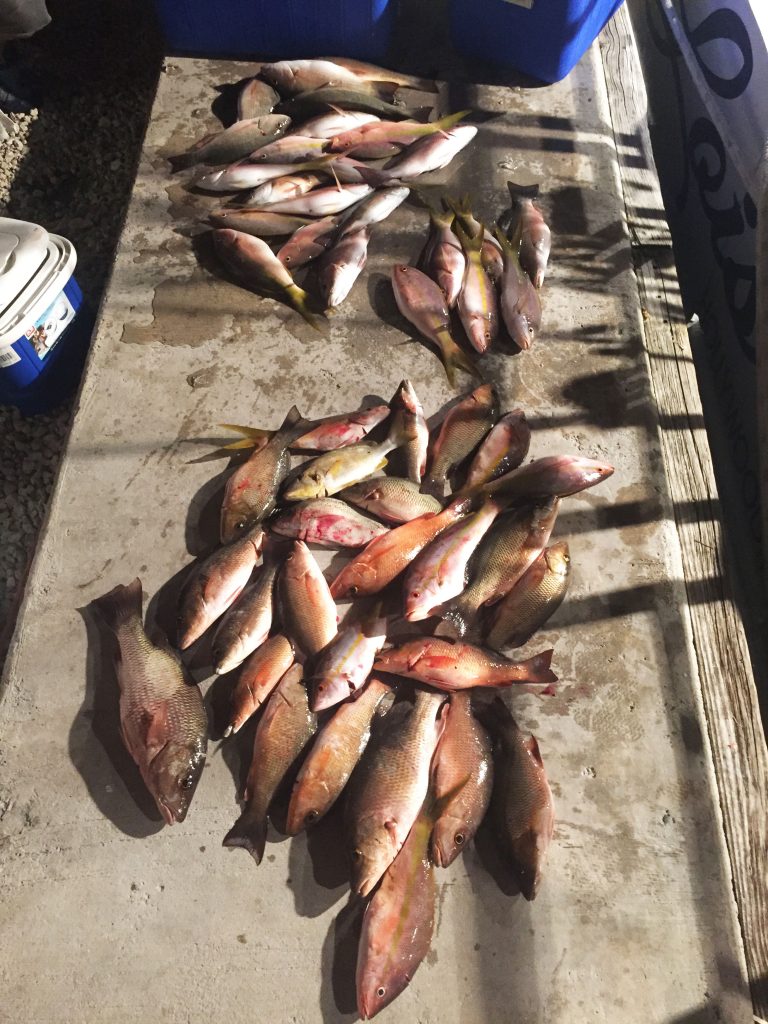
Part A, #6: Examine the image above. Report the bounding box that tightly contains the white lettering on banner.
[0,347,21,368]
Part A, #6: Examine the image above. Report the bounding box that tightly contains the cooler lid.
[0,217,51,313]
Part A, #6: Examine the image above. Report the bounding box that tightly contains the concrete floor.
[0,41,753,1024]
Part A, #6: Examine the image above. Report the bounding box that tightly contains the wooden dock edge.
[599,7,768,1016]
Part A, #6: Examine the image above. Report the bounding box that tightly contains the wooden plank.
[600,7,768,1016]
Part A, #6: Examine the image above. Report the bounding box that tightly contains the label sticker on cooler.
[24,290,75,361]
[0,345,21,368]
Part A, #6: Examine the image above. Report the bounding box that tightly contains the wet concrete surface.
[0,47,753,1024]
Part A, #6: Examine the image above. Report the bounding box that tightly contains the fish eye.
[412,590,421,599]
[348,585,359,597]
[376,987,386,998]
[454,832,465,846]
[352,848,363,862]
[306,810,319,824]
[235,520,248,531]
[284,255,292,263]
[180,774,194,790]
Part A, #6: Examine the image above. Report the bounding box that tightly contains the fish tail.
[507,180,540,201]
[222,808,267,864]
[518,648,557,685]
[453,217,482,254]
[430,206,454,230]
[433,109,471,136]
[285,283,324,331]
[435,329,481,386]
[91,578,143,633]
[168,152,196,172]
[434,592,475,639]
[354,165,392,188]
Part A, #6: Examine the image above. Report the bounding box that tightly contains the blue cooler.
[0,217,93,416]
[450,0,625,83]
[153,0,396,61]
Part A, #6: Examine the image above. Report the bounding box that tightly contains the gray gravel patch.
[0,0,162,665]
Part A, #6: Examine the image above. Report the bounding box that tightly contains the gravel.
[0,0,161,665]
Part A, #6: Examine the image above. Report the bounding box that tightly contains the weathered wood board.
[0,38,753,1024]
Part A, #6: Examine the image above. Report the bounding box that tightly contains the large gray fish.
[279,540,338,658]
[437,499,559,639]
[346,688,447,896]
[358,125,478,185]
[391,264,479,386]
[275,87,413,122]
[223,664,317,863]
[484,699,555,899]
[212,229,318,327]
[318,56,438,91]
[339,476,442,523]
[495,224,542,350]
[286,677,392,835]
[177,525,264,649]
[209,209,312,237]
[271,498,388,548]
[238,77,280,120]
[92,579,208,825]
[507,181,551,288]
[337,185,409,237]
[247,133,329,163]
[276,214,341,269]
[462,409,530,491]
[389,379,428,483]
[475,454,614,501]
[169,114,290,170]
[220,405,309,543]
[422,384,497,498]
[485,541,571,649]
[430,692,493,867]
[260,59,387,96]
[210,558,279,674]
[317,226,371,309]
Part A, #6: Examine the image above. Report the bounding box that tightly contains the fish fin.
[91,578,143,632]
[433,329,481,387]
[507,180,540,201]
[430,206,454,230]
[354,164,392,188]
[218,423,274,440]
[521,649,557,685]
[435,110,471,135]
[222,808,267,863]
[168,151,198,172]
[526,733,544,767]
[137,702,172,760]
[434,601,468,639]
[453,217,482,254]
[285,283,325,331]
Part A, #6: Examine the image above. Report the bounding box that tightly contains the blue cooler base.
[0,278,94,416]
[450,0,625,83]
[154,0,395,61]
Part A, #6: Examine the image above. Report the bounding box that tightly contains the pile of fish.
[169,57,479,326]
[92,379,613,1019]
[393,186,550,383]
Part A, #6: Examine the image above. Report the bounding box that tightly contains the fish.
[337,185,409,237]
[177,525,264,649]
[485,541,571,649]
[275,88,413,122]
[373,637,557,691]
[169,114,290,170]
[210,558,279,674]
[454,218,499,353]
[260,59,388,96]
[356,790,448,1020]
[403,498,501,622]
[215,404,389,456]
[271,498,389,548]
[92,578,208,824]
[330,497,471,599]
[317,226,371,309]
[391,264,479,386]
[292,109,380,139]
[238,172,324,206]
[276,214,341,268]
[447,195,504,283]
[208,208,313,237]
[223,663,317,863]
[253,182,373,217]
[507,181,551,288]
[311,608,388,712]
[211,229,318,327]
[346,688,447,896]
[238,77,280,120]
[495,224,542,350]
[285,677,393,834]
[438,499,560,639]
[328,110,469,155]
[195,156,335,192]
[220,405,309,543]
[358,125,478,185]
[247,134,329,163]
[484,699,555,899]
[278,540,338,658]
[477,454,614,501]
[389,379,428,483]
[339,476,442,524]
[425,207,465,308]
[225,634,295,736]
[318,56,438,92]
[462,409,530,491]
[430,692,493,867]
[283,437,398,502]
[422,383,497,498]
